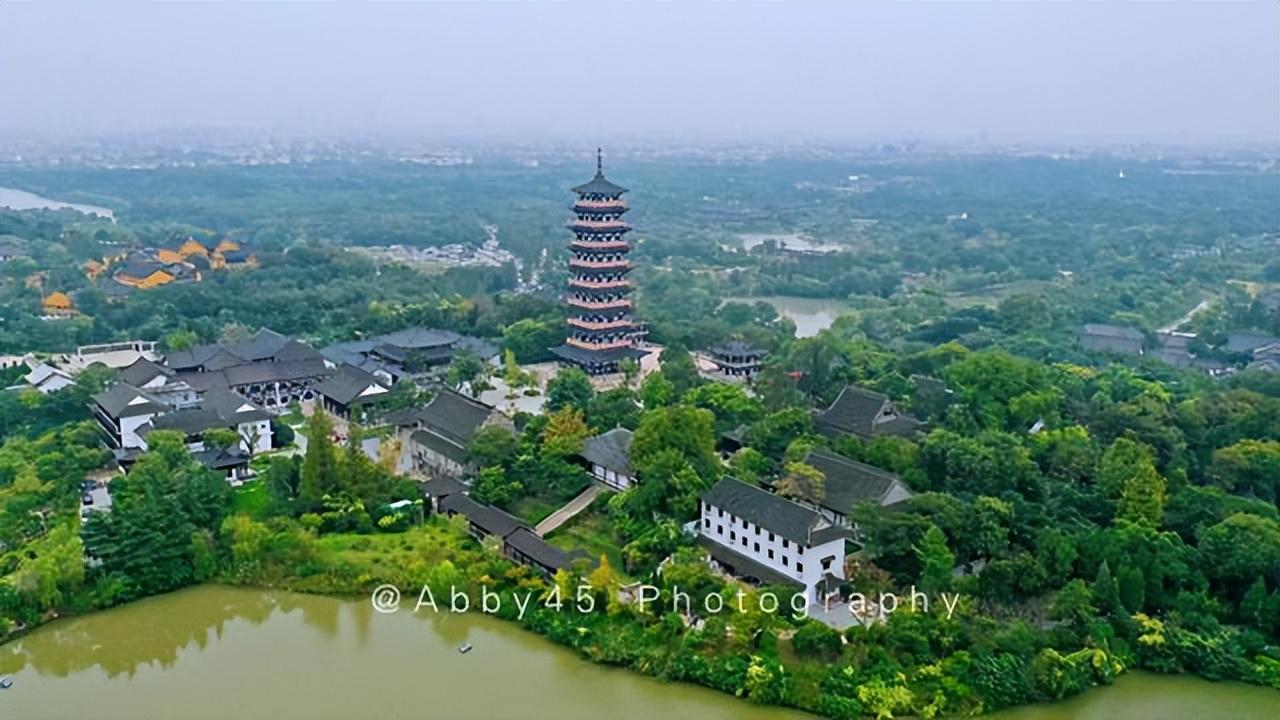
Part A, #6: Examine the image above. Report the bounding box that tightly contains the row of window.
[708,508,789,547]
[704,518,804,572]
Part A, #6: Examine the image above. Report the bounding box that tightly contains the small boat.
[458,643,473,654]
[0,675,13,689]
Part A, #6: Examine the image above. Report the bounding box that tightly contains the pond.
[723,295,852,338]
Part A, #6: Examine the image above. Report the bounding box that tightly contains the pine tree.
[300,409,339,507]
[917,525,955,592]
[1118,463,1167,527]
[1093,560,1121,616]
[1116,564,1146,612]
[1240,576,1268,627]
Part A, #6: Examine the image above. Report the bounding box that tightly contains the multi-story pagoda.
[549,150,646,375]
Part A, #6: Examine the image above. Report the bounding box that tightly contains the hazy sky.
[2,2,1277,146]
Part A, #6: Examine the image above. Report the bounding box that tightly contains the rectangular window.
[753,542,760,552]
[782,539,789,549]
[768,532,775,542]
[755,526,761,536]
[718,508,724,517]
[782,556,789,566]
[730,530,736,541]
[717,525,723,535]
[703,518,710,528]
[741,536,747,547]
[822,557,833,570]
[797,562,804,573]
[768,549,774,559]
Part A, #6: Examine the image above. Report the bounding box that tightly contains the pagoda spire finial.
[596,147,603,175]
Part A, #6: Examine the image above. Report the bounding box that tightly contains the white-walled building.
[118,357,199,408]
[92,383,272,455]
[699,477,851,609]
[92,383,171,449]
[579,427,635,490]
[23,363,75,394]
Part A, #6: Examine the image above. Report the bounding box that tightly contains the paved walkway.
[535,484,603,536]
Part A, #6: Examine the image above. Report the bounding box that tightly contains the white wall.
[121,414,155,450]
[699,500,846,604]
[238,419,273,453]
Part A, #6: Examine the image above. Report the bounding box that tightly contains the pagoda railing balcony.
[574,199,629,211]
[569,278,631,291]
[569,258,632,270]
[567,297,631,310]
[571,239,630,251]
[566,337,634,351]
[568,219,631,231]
[567,317,636,331]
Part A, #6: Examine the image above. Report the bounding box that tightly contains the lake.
[0,586,1274,719]
[0,585,806,720]
[0,186,115,221]
[724,295,852,338]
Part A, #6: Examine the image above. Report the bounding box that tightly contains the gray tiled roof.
[1227,333,1280,354]
[710,341,767,358]
[505,528,580,572]
[814,385,890,437]
[92,383,168,418]
[420,476,464,498]
[417,390,500,447]
[701,477,824,546]
[803,449,909,516]
[410,428,468,465]
[313,364,388,406]
[374,327,460,350]
[439,493,526,538]
[118,357,172,387]
[580,428,633,476]
[549,344,647,366]
[148,388,270,436]
[572,170,628,197]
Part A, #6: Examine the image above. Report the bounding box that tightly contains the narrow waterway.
[0,186,115,221]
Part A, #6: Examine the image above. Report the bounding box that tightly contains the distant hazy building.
[1078,324,1145,355]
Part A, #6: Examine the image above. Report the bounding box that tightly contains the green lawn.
[545,503,631,581]
[509,496,557,525]
[231,482,271,519]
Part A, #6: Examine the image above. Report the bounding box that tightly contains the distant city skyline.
[1,2,1277,148]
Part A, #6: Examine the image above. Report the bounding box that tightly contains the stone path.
[535,484,604,536]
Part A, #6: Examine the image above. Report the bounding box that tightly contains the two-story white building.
[698,477,852,609]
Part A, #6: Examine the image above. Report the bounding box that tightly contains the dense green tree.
[468,425,518,469]
[546,367,595,413]
[916,524,954,593]
[299,410,340,507]
[630,405,719,484]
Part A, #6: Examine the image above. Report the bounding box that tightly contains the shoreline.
[5,579,1276,718]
